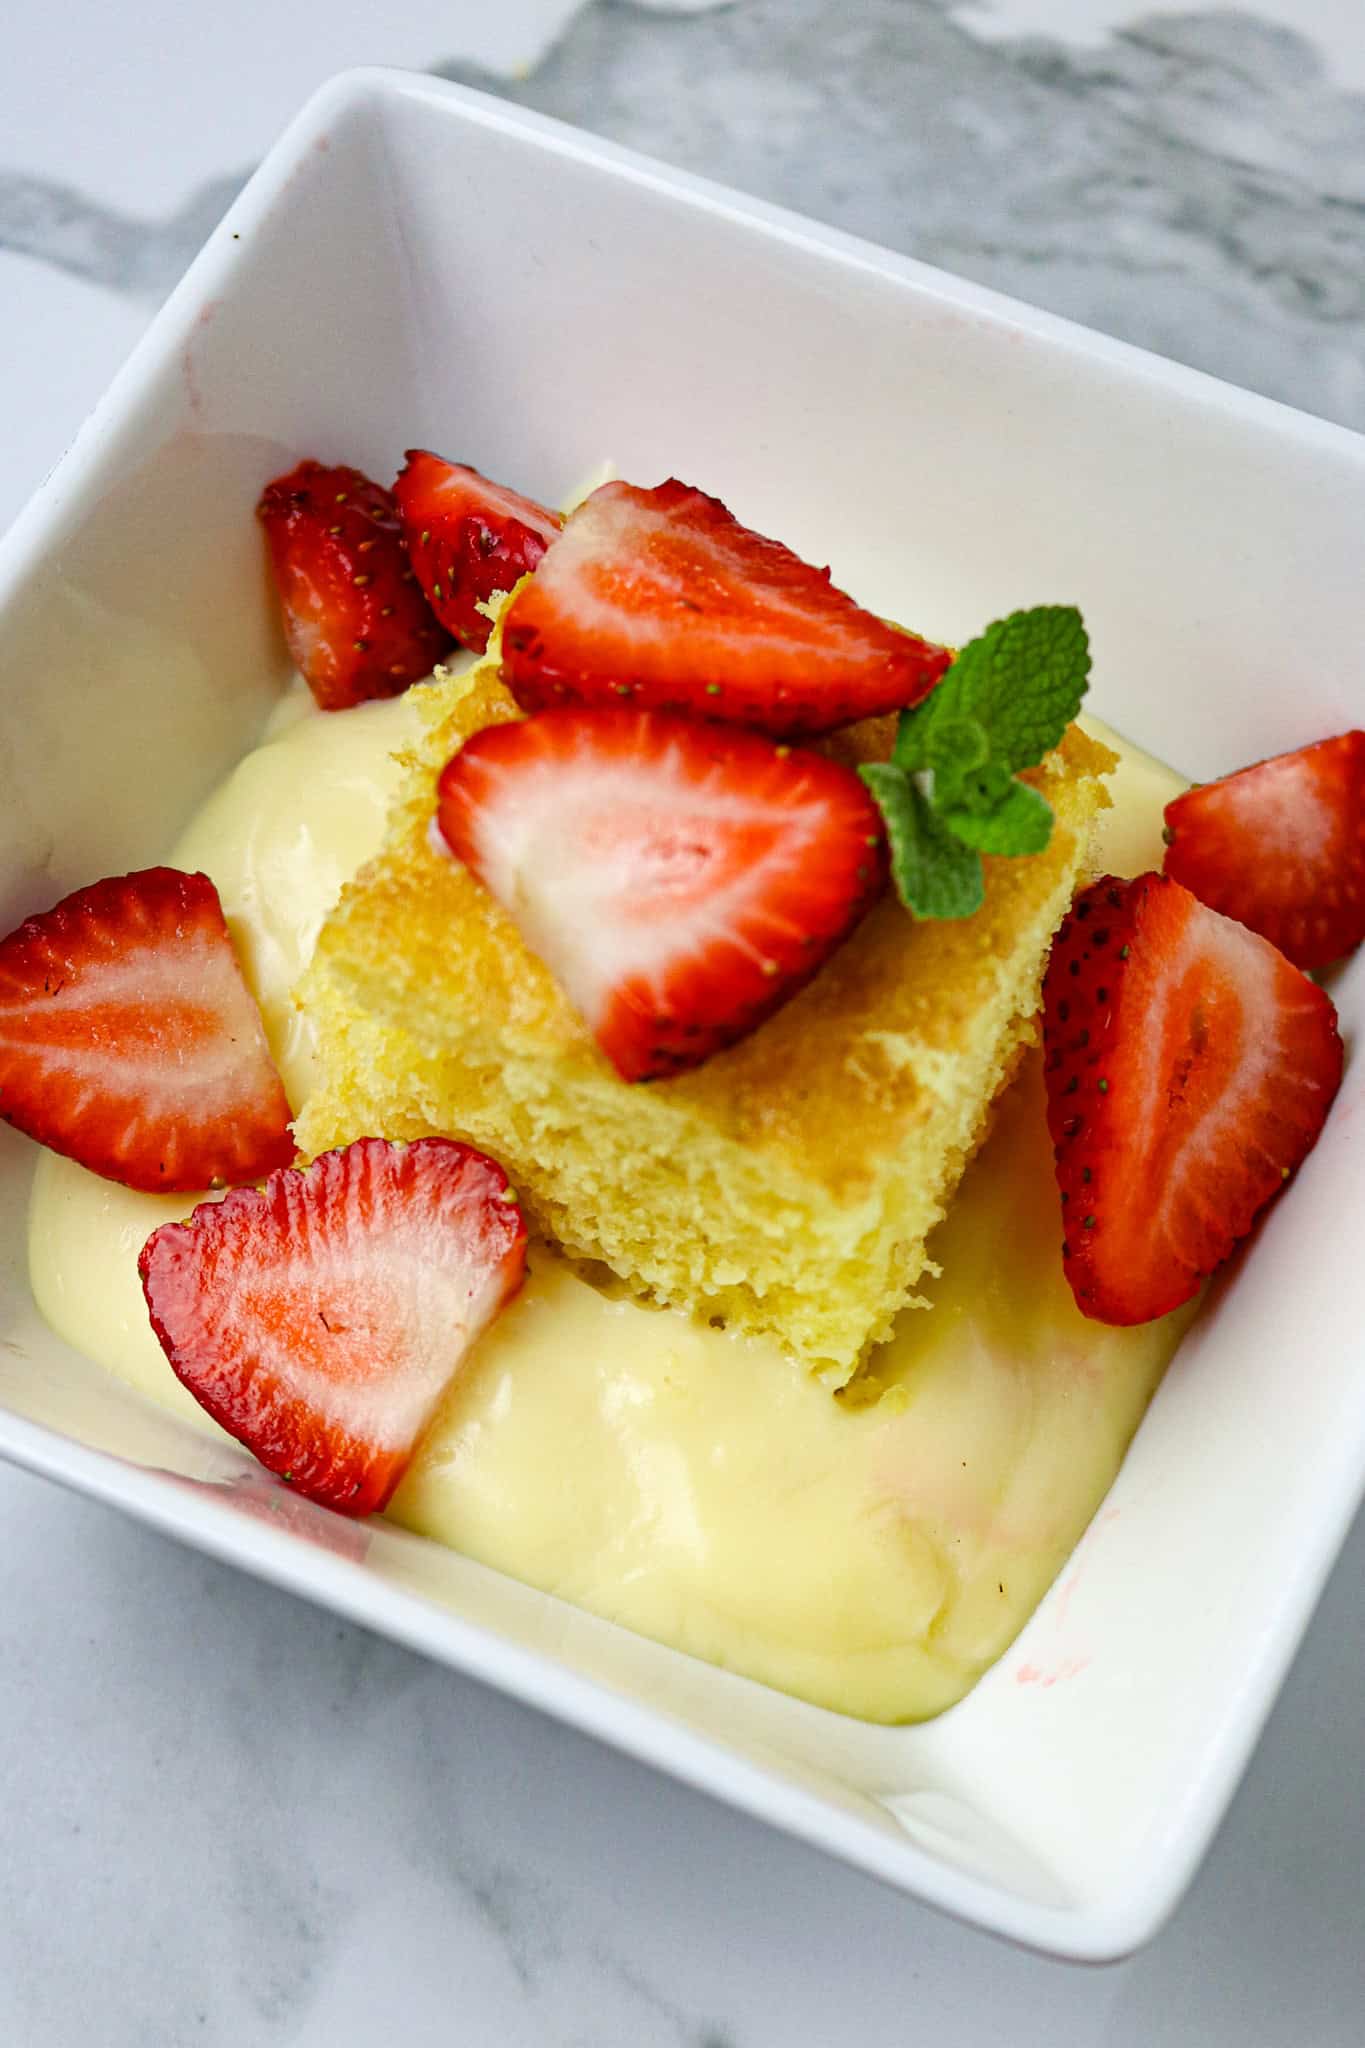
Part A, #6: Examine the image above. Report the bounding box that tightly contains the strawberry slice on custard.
[1163,730,1365,970]
[140,1136,527,1516]
[1042,872,1342,1326]
[436,706,888,1081]
[258,460,452,710]
[499,479,952,739]
[0,867,294,1192]
[394,451,563,652]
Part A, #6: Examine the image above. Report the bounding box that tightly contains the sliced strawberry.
[0,867,294,1192]
[139,1136,527,1516]
[1042,872,1342,1326]
[1163,731,1365,970]
[394,451,562,653]
[436,707,888,1081]
[499,479,952,739]
[257,460,452,710]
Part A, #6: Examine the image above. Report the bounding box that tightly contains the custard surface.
[27,696,1192,1720]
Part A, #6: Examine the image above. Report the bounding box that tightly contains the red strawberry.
[1042,872,1342,1326]
[1162,731,1365,970]
[499,479,952,739]
[394,451,563,653]
[0,867,294,1192]
[257,460,452,710]
[139,1136,527,1516]
[436,707,888,1081]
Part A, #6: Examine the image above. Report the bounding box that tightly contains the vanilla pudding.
[27,692,1193,1721]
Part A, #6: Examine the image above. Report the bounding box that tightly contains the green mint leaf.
[944,605,1090,772]
[941,775,1055,855]
[939,750,1015,818]
[920,714,989,811]
[860,763,985,921]
[872,603,1087,920]
[891,691,940,774]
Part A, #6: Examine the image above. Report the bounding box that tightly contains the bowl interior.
[2,71,1364,1957]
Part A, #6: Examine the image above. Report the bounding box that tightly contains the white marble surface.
[3,2,1365,2039]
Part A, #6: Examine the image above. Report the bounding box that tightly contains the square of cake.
[293,661,1112,1383]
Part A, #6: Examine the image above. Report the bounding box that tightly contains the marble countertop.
[3,3,1364,2040]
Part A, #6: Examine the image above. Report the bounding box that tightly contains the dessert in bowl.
[5,70,1365,1957]
[10,443,1346,1728]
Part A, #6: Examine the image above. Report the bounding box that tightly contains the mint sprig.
[861,605,1090,921]
[860,764,985,921]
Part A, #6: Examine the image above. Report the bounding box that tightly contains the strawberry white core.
[455,721,851,1032]
[1235,749,1335,867]
[539,485,856,670]
[431,466,560,543]
[140,1136,527,1514]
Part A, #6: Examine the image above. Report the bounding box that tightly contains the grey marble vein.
[0,1474,764,2046]
[584,1943,738,2048]
[0,166,248,297]
[434,0,1365,430]
[4,3,1365,434]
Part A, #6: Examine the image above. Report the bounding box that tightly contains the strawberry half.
[394,451,563,653]
[258,460,452,710]
[1042,872,1342,1326]
[499,479,952,740]
[436,707,888,1081]
[1163,731,1365,970]
[139,1136,527,1516]
[0,867,294,1192]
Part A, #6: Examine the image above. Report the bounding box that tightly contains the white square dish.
[2,68,1364,1961]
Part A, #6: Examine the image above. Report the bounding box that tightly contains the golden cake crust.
[295,657,1113,1379]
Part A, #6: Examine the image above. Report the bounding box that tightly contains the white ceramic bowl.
[2,70,1363,1961]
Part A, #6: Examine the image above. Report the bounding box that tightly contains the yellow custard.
[26,695,1192,1722]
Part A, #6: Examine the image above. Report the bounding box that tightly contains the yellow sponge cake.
[294,656,1113,1384]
